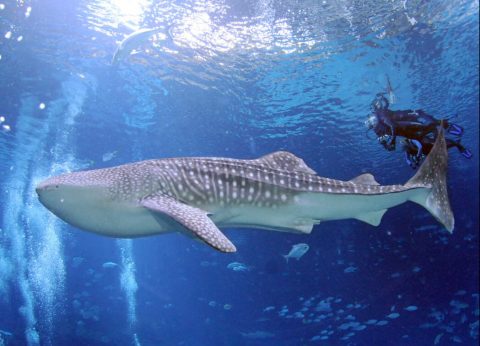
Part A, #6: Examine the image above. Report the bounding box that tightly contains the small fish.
[0,329,13,337]
[344,266,357,273]
[283,243,309,262]
[72,256,84,268]
[102,261,118,269]
[227,262,250,272]
[404,305,418,312]
[387,312,400,319]
[450,300,469,309]
[434,333,444,345]
[102,151,117,162]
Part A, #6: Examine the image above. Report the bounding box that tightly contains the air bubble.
[4,31,12,39]
[39,103,46,110]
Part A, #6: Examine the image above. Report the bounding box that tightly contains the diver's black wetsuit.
[372,108,453,151]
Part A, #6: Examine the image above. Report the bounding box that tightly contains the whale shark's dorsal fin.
[141,195,237,253]
[255,151,317,174]
[349,173,380,185]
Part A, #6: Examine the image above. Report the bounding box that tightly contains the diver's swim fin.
[447,123,464,136]
[460,148,472,159]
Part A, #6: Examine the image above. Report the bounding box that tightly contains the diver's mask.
[364,114,378,129]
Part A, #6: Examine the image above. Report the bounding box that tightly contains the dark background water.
[0,0,478,345]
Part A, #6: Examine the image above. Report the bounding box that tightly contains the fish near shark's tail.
[405,124,454,232]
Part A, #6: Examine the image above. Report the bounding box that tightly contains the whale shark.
[36,127,453,253]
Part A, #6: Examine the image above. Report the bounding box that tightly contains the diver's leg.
[448,139,472,158]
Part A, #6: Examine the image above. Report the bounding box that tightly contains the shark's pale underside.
[36,127,453,253]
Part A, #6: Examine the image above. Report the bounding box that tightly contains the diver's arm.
[383,118,396,150]
[411,139,423,156]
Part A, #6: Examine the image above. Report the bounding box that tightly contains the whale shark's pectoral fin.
[141,195,237,253]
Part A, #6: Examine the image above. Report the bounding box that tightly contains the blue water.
[0,0,478,345]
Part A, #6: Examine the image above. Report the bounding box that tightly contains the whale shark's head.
[36,170,112,229]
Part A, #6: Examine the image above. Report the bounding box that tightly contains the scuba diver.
[365,93,472,168]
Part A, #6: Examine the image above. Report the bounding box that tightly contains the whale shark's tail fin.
[405,124,454,232]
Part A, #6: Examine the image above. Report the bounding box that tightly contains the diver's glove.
[413,153,425,166]
[378,135,395,151]
[405,152,417,169]
[378,135,391,144]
